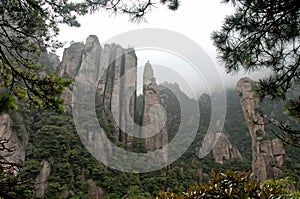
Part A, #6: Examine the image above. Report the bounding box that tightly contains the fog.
[57,1,271,98]
[136,51,271,98]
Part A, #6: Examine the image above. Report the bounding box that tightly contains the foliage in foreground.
[212,0,300,145]
[0,0,179,113]
[159,170,300,199]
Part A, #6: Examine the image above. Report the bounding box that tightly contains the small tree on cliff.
[0,0,179,112]
[0,1,179,197]
[212,0,300,146]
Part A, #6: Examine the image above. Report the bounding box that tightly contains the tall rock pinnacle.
[141,62,168,154]
[237,77,285,181]
[59,36,170,163]
[59,35,137,147]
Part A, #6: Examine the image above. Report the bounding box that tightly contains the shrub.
[159,170,300,199]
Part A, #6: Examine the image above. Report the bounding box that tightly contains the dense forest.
[1,0,300,198]
[1,70,300,198]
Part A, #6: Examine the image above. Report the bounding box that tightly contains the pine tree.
[0,0,179,113]
[212,0,300,145]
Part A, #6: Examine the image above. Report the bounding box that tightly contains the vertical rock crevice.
[59,36,139,147]
[103,43,117,110]
[122,49,137,146]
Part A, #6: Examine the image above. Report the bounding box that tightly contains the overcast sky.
[57,1,269,97]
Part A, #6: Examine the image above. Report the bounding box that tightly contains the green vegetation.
[1,82,299,198]
[212,0,300,145]
[0,0,300,198]
[0,0,179,112]
[1,85,300,198]
[160,170,300,199]
[0,94,17,114]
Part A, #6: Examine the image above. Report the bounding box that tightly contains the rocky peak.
[212,133,243,164]
[141,62,168,154]
[143,61,155,84]
[59,35,138,147]
[77,35,102,83]
[237,77,285,181]
[84,35,100,52]
[58,42,85,78]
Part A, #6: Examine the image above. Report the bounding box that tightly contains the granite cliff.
[1,35,298,198]
[58,35,138,147]
[212,133,243,164]
[58,35,169,153]
[237,77,285,181]
[0,113,27,175]
[141,62,168,152]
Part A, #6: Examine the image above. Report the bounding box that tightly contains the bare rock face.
[47,53,60,71]
[97,44,111,95]
[87,179,106,199]
[59,35,138,147]
[0,113,27,175]
[99,45,137,146]
[212,133,243,164]
[61,87,73,111]
[58,42,85,78]
[35,159,51,198]
[38,52,60,72]
[121,49,137,146]
[237,77,285,181]
[272,138,285,165]
[141,62,168,153]
[254,154,275,181]
[77,35,102,83]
